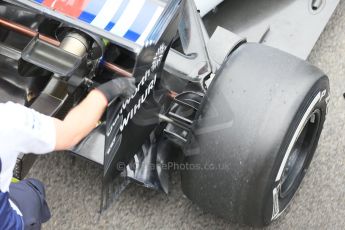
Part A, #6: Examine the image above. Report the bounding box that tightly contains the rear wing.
[10,0,178,53]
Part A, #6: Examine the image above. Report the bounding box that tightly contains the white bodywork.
[194,0,224,17]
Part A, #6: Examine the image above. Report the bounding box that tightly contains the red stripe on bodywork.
[43,0,91,17]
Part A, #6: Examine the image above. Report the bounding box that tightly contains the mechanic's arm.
[53,90,106,150]
[54,77,135,150]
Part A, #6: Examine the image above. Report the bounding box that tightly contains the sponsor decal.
[106,43,167,155]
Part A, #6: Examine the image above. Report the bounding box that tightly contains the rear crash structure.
[0,0,337,226]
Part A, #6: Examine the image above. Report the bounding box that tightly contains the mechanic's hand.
[97,77,136,104]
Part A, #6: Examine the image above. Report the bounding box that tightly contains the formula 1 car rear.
[0,0,338,226]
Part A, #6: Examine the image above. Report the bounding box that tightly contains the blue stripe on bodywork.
[78,11,96,23]
[104,0,130,31]
[79,0,107,23]
[124,30,140,41]
[105,22,115,31]
[33,0,44,3]
[125,0,158,41]
[83,0,107,15]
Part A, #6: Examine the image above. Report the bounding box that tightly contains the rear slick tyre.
[181,43,329,227]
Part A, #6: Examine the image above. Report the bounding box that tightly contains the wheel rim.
[271,91,324,221]
[279,110,321,198]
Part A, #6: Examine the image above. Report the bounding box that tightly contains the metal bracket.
[164,1,246,82]
[164,0,212,82]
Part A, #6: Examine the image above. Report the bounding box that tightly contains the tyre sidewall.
[262,77,329,225]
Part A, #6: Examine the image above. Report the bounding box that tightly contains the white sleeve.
[0,102,56,154]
